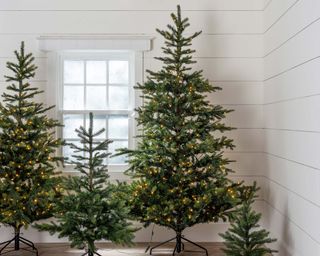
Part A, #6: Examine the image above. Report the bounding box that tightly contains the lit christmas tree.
[36,113,136,256]
[220,183,277,256]
[0,42,63,255]
[120,6,246,255]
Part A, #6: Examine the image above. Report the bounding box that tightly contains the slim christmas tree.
[220,184,277,256]
[36,113,135,256]
[0,42,63,255]
[121,6,245,255]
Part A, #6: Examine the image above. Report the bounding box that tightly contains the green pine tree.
[120,5,246,251]
[220,184,277,256]
[0,42,63,249]
[36,113,135,256]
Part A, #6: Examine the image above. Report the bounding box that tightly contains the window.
[60,52,135,168]
[38,35,151,173]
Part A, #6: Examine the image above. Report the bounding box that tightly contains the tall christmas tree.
[0,42,63,255]
[220,183,277,255]
[121,6,245,255]
[36,113,136,256]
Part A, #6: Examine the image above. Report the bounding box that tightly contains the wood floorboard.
[1,242,225,256]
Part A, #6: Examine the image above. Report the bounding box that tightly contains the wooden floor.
[2,243,224,256]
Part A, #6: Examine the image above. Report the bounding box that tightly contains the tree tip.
[177,5,181,18]
[20,41,25,53]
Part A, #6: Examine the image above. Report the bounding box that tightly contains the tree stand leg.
[81,251,102,256]
[181,236,208,256]
[148,232,208,256]
[0,227,38,255]
[149,237,176,255]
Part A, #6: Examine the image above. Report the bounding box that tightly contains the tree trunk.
[87,241,95,256]
[176,232,182,253]
[14,226,20,250]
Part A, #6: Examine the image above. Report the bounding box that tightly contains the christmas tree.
[220,183,277,256]
[36,113,135,256]
[120,5,245,255]
[0,42,63,254]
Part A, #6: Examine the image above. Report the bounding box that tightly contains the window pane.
[109,140,128,164]
[64,61,84,84]
[86,86,107,110]
[85,114,106,139]
[63,114,84,139]
[109,60,129,84]
[108,116,128,139]
[64,86,84,110]
[86,61,107,84]
[109,86,129,109]
[63,140,83,162]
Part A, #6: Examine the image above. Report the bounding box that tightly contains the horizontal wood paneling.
[0,82,263,106]
[264,0,320,55]
[229,129,264,152]
[264,95,320,132]
[0,34,263,58]
[146,34,263,58]
[263,0,297,33]
[264,18,320,80]
[264,202,320,256]
[0,35,46,57]
[264,58,320,104]
[224,105,263,129]
[209,82,263,105]
[0,57,263,83]
[265,177,320,243]
[0,11,262,35]
[145,58,263,81]
[265,129,320,169]
[263,0,320,253]
[225,152,265,175]
[0,0,269,11]
[265,154,320,208]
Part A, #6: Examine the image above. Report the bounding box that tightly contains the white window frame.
[39,35,152,177]
[59,51,135,172]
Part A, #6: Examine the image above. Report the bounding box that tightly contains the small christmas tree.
[0,42,63,255]
[120,5,245,255]
[36,113,135,256]
[220,183,277,256]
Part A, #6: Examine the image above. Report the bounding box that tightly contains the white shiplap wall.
[0,0,267,243]
[263,0,320,255]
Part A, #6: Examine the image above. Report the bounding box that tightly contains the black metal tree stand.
[148,232,209,256]
[0,227,38,255]
[81,251,102,256]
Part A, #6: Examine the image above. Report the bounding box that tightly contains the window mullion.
[83,60,87,129]
[106,60,109,165]
[106,60,110,110]
[106,114,109,165]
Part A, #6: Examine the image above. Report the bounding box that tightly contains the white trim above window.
[38,35,152,52]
